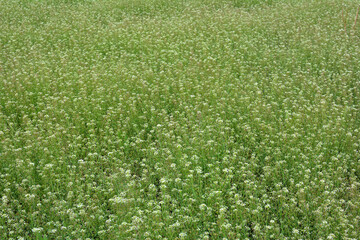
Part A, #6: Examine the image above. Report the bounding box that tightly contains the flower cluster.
[1,0,359,239]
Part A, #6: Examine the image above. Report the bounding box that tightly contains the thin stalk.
[353,5,360,31]
[342,7,347,35]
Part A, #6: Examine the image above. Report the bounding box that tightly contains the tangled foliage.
[1,0,360,239]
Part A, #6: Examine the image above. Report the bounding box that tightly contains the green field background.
[1,0,360,239]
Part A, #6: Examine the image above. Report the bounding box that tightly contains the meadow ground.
[1,0,360,239]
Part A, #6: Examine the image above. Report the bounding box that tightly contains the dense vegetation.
[1,0,360,239]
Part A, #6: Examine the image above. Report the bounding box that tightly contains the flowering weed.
[1,0,360,239]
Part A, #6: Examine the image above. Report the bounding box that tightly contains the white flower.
[327,233,336,240]
[199,204,207,211]
[179,232,187,239]
[32,227,43,233]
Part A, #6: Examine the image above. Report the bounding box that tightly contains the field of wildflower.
[1,0,360,239]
